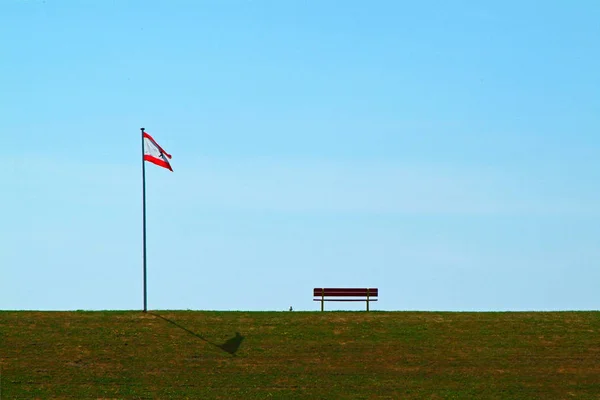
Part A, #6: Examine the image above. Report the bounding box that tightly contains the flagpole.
[141,127,148,313]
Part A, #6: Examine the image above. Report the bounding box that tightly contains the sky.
[1,0,599,311]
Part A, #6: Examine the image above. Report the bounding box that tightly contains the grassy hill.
[1,311,599,399]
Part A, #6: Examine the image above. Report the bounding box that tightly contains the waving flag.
[143,132,173,171]
[140,127,173,312]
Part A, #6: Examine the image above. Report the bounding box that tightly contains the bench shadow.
[149,313,244,356]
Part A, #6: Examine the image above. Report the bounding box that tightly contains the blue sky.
[1,0,599,311]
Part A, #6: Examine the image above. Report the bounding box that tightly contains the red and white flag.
[143,132,173,171]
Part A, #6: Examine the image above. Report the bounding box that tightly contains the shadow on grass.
[149,313,244,356]
[219,332,244,355]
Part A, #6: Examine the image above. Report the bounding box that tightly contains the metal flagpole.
[141,127,148,313]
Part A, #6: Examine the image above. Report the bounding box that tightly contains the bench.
[313,288,378,311]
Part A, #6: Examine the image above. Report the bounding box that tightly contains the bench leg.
[366,300,369,312]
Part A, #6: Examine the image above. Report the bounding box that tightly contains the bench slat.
[312,299,378,302]
[313,288,378,297]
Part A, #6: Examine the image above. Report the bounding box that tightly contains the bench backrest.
[313,288,378,297]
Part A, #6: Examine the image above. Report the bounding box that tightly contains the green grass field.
[1,311,599,399]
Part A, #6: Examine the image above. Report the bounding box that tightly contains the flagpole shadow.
[149,313,244,356]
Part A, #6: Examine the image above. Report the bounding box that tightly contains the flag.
[143,132,173,171]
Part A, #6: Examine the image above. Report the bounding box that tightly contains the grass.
[1,311,599,399]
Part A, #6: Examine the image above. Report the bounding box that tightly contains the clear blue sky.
[2,0,599,311]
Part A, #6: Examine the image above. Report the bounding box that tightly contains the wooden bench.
[313,288,378,311]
